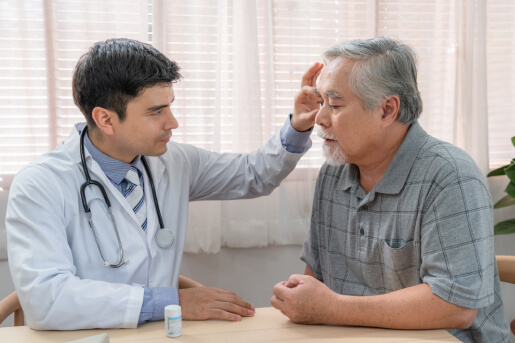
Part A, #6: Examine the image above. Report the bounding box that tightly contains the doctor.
[6,38,323,330]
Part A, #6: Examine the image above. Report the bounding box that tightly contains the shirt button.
[360,228,364,235]
[362,205,369,212]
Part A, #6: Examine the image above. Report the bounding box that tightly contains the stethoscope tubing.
[79,125,172,268]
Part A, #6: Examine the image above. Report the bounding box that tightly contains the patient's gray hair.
[324,37,423,124]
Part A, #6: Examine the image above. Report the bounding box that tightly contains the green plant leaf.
[494,219,515,235]
[506,162,515,182]
[512,136,515,147]
[487,165,508,177]
[493,195,515,209]
[506,181,515,198]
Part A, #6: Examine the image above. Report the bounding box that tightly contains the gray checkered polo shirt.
[301,122,510,342]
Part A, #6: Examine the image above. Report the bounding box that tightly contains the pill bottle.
[164,304,182,338]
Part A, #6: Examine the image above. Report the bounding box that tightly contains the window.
[1,0,514,190]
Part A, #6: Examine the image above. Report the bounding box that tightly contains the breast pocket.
[381,240,421,291]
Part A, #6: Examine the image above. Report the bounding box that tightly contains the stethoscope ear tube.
[79,126,112,212]
[80,180,112,213]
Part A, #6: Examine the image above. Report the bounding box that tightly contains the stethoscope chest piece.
[155,228,174,248]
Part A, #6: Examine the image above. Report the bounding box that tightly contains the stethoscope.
[79,126,174,268]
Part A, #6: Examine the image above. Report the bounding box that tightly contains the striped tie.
[124,167,147,231]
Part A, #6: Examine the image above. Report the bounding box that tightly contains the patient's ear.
[91,107,116,136]
[380,95,400,129]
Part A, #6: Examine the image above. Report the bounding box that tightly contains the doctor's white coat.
[6,124,309,330]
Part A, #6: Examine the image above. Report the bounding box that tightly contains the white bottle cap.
[165,305,182,338]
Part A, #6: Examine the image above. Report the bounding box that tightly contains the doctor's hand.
[291,62,323,132]
[270,274,337,324]
[179,287,255,321]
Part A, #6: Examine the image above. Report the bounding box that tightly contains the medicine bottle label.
[166,315,182,337]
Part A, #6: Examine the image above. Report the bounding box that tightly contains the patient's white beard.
[317,127,348,166]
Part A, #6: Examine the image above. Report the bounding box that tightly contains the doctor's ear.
[380,95,400,128]
[91,107,116,136]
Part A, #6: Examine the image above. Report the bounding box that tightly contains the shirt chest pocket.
[380,240,421,292]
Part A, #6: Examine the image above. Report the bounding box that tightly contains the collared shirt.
[301,122,510,342]
[83,132,144,192]
[84,115,312,323]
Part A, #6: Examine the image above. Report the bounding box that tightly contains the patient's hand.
[291,62,323,132]
[270,274,336,324]
[179,287,255,321]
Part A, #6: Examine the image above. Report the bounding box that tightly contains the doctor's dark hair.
[323,37,423,124]
[72,38,181,128]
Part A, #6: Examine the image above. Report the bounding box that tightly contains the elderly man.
[271,37,510,342]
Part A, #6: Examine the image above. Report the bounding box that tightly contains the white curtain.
[155,0,319,252]
[454,0,489,175]
[1,0,515,258]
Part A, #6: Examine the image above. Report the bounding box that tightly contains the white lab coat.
[6,124,308,330]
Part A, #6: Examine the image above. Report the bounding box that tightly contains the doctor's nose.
[315,104,330,128]
[164,109,179,130]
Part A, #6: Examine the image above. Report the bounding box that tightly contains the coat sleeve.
[6,164,144,330]
[182,130,311,201]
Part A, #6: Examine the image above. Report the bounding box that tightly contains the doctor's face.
[112,84,179,163]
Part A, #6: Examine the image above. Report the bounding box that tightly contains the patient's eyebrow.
[324,91,342,98]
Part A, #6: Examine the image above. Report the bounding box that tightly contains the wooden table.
[0,307,459,342]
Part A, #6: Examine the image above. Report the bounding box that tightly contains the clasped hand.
[270,274,336,324]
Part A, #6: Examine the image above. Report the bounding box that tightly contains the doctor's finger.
[211,288,239,296]
[295,86,321,106]
[301,62,323,88]
[215,292,253,310]
[208,308,243,322]
[216,300,255,318]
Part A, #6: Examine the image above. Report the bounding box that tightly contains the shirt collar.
[373,121,428,194]
[338,121,428,195]
[338,164,358,192]
[82,127,141,184]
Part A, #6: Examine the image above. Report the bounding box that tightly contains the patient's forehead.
[317,57,354,93]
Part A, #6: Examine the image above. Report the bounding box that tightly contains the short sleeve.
[420,173,495,309]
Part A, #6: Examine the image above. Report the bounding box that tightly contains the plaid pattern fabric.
[124,167,147,231]
[301,122,510,342]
